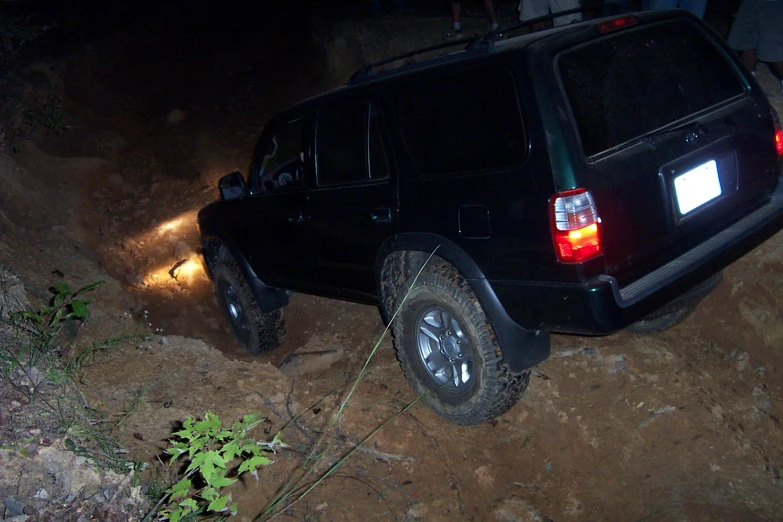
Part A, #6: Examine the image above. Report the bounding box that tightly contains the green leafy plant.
[0,280,104,404]
[11,280,104,367]
[151,412,283,522]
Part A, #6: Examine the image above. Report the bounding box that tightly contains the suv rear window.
[559,20,744,156]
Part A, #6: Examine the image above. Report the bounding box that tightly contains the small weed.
[114,386,147,429]
[65,334,133,375]
[145,479,169,503]
[0,275,135,475]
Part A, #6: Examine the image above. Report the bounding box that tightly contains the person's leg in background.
[727,0,783,95]
[445,1,463,39]
[727,0,761,73]
[755,0,783,94]
[483,0,500,30]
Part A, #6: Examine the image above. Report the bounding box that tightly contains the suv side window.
[389,66,525,177]
[316,103,371,186]
[257,119,305,193]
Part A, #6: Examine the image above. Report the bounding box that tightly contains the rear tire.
[392,263,529,425]
[211,250,285,354]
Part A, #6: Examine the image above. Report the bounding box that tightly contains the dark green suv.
[199,10,783,424]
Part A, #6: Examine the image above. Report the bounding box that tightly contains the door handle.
[371,208,392,224]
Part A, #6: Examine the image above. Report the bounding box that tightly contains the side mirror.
[219,171,246,201]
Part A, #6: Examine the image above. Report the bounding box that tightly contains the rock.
[278,348,344,377]
[167,109,186,124]
[27,366,46,386]
[493,497,554,522]
[651,405,676,415]
[0,268,29,322]
[34,488,50,500]
[406,502,428,519]
[555,346,600,358]
[4,497,26,516]
[473,464,495,488]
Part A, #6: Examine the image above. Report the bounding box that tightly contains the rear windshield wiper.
[639,120,708,148]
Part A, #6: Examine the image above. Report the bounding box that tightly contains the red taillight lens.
[772,108,783,157]
[550,189,602,263]
[596,15,639,34]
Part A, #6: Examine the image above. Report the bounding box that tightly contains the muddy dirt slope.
[1,4,783,521]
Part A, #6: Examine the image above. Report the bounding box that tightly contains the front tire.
[392,263,529,425]
[211,250,285,354]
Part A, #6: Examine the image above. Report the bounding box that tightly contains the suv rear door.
[306,93,398,299]
[545,15,781,285]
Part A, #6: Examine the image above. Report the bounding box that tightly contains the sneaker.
[444,29,463,41]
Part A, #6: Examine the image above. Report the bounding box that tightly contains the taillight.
[596,15,639,34]
[772,108,783,157]
[550,188,602,263]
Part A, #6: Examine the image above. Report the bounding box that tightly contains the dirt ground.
[1,3,782,521]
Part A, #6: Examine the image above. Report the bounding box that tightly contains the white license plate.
[674,160,722,216]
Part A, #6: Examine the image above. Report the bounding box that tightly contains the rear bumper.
[491,178,783,335]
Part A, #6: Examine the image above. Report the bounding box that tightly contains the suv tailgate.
[556,16,781,287]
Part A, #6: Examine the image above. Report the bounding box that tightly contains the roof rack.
[347,4,622,85]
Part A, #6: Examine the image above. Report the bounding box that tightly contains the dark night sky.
[4,0,744,36]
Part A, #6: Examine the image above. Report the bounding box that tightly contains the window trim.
[315,102,385,189]
[253,117,308,195]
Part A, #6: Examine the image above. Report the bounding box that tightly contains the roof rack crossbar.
[348,2,626,84]
[493,2,628,37]
[349,39,474,84]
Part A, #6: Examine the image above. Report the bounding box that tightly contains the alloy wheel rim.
[415,305,474,389]
[221,281,250,336]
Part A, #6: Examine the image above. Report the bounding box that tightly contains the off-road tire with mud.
[211,250,285,354]
[392,263,530,425]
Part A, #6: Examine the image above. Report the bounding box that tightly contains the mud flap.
[468,277,551,371]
